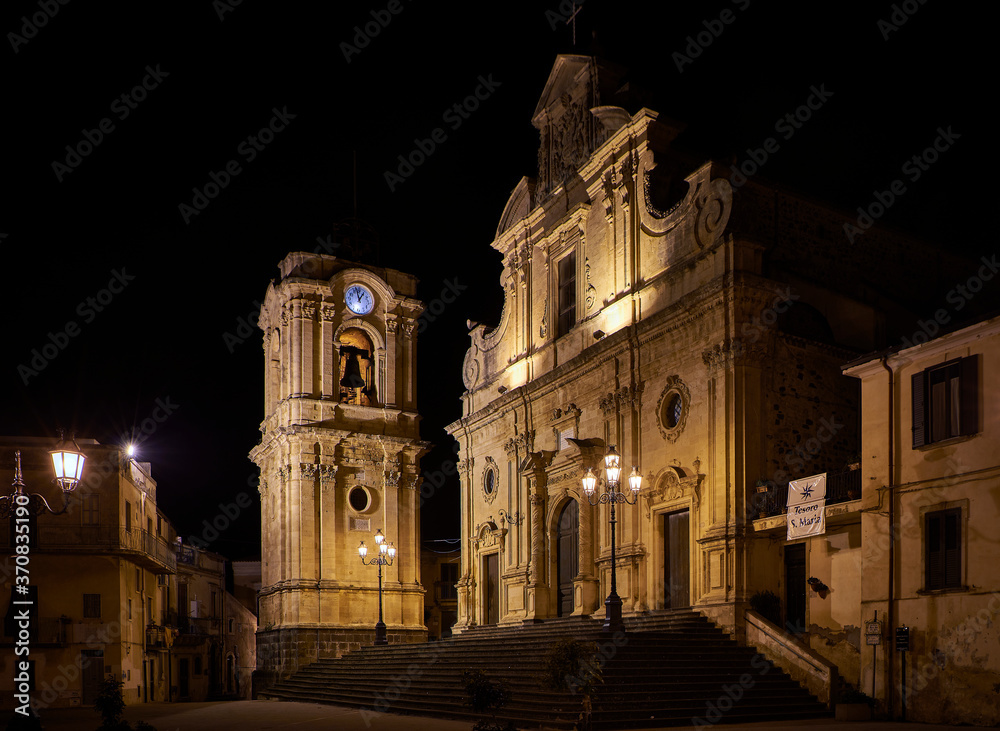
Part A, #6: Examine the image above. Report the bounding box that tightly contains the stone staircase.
[261,609,828,728]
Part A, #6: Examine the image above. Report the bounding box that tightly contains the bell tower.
[251,252,428,685]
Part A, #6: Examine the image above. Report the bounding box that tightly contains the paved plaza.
[22,700,968,731]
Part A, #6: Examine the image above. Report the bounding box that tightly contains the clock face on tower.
[345,284,374,315]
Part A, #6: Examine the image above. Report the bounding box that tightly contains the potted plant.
[836,685,875,721]
[748,589,782,627]
[754,478,772,518]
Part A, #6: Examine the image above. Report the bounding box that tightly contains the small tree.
[94,676,157,731]
[541,639,601,731]
[462,669,517,731]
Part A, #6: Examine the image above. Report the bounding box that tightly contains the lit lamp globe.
[604,446,621,484]
[50,435,86,492]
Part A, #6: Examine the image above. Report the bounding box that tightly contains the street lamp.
[582,445,641,633]
[0,433,87,518]
[358,529,396,646]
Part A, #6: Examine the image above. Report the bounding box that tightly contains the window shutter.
[911,371,926,448]
[943,509,961,587]
[960,354,978,436]
[926,512,942,588]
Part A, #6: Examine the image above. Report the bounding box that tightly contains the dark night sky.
[0,2,987,559]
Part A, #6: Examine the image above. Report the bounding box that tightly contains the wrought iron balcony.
[751,468,861,520]
[19,525,178,572]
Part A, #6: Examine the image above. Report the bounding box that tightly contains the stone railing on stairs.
[744,609,840,709]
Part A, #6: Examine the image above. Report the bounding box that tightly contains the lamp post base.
[603,591,625,633]
[374,620,388,646]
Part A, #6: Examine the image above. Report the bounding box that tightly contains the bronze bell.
[340,346,367,389]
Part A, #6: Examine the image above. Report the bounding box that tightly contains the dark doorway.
[179,658,190,699]
[785,543,806,635]
[557,500,579,616]
[663,510,690,608]
[81,650,103,705]
[482,553,499,625]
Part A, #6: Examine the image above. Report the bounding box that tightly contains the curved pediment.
[496,177,536,238]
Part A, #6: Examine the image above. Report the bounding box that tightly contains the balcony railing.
[29,525,177,572]
[751,468,861,519]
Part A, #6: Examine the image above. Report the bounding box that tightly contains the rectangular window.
[926,508,962,590]
[912,355,978,447]
[557,251,577,338]
[83,593,101,619]
[127,598,132,620]
[440,563,459,600]
[82,495,100,525]
[125,501,132,532]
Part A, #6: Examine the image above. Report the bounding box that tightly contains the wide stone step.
[265,610,829,728]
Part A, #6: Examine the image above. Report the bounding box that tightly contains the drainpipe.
[880,356,895,719]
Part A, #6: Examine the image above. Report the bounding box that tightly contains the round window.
[349,487,370,512]
[484,470,495,495]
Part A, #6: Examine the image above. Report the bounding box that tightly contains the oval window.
[349,487,370,512]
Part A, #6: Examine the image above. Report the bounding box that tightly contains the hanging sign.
[787,473,827,540]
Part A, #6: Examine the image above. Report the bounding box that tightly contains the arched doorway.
[557,500,579,616]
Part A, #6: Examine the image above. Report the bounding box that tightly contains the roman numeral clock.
[250,252,430,688]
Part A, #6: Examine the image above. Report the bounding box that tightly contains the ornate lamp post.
[0,434,87,518]
[582,445,641,633]
[358,529,396,646]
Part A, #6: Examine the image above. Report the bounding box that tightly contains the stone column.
[385,317,399,407]
[289,300,303,398]
[320,307,337,399]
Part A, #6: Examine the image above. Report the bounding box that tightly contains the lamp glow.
[629,466,642,494]
[50,435,87,492]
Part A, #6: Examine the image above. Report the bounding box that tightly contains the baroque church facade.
[251,253,429,683]
[445,53,976,710]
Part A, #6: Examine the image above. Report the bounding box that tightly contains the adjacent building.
[840,315,1000,725]
[0,438,256,710]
